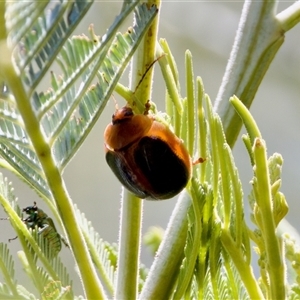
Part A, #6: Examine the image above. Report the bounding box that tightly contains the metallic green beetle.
[10,202,68,258]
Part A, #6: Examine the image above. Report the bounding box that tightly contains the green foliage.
[74,204,116,297]
[0,243,18,298]
[0,0,300,299]
[0,0,158,298]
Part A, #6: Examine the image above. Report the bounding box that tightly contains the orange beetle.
[104,106,192,200]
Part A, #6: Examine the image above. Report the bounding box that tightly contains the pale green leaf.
[40,4,158,169]
[0,244,18,298]
[0,175,72,298]
[0,0,93,200]
[74,205,116,297]
[7,1,93,90]
[0,2,157,203]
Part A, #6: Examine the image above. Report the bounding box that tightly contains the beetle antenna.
[133,54,165,94]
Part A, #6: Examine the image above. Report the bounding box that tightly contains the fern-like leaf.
[0,243,18,298]
[172,180,207,299]
[45,3,158,169]
[31,230,72,294]
[74,204,149,296]
[41,280,72,300]
[0,174,72,298]
[17,239,73,299]
[7,1,93,90]
[74,205,116,297]
[0,282,35,300]
[1,0,92,201]
[0,2,158,206]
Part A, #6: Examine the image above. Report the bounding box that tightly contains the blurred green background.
[1,1,300,295]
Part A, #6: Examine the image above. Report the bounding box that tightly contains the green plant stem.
[81,226,114,296]
[159,39,181,136]
[173,181,203,299]
[196,77,207,183]
[157,41,183,114]
[185,50,195,156]
[276,1,300,32]
[242,134,255,166]
[139,192,190,299]
[223,143,244,248]
[221,230,264,299]
[210,220,221,300]
[159,39,180,88]
[222,248,239,300]
[205,95,219,207]
[115,1,160,298]
[215,0,285,147]
[253,138,285,299]
[196,188,213,299]
[230,96,261,144]
[114,82,143,111]
[115,191,143,299]
[1,47,105,299]
[131,1,160,112]
[216,118,231,229]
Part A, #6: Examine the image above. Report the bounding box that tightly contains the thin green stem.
[157,41,183,114]
[223,143,244,248]
[1,48,105,299]
[180,98,188,147]
[172,180,204,299]
[114,82,145,113]
[210,220,221,300]
[242,134,255,166]
[116,0,160,298]
[196,189,213,300]
[221,229,264,299]
[159,39,181,136]
[222,249,239,300]
[230,96,261,144]
[185,50,195,156]
[131,1,160,112]
[115,191,143,299]
[82,228,114,297]
[159,39,180,89]
[215,118,231,229]
[205,95,219,207]
[196,77,207,183]
[139,192,190,299]
[253,138,285,299]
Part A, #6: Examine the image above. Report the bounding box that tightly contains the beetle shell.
[104,106,192,200]
[22,203,68,258]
